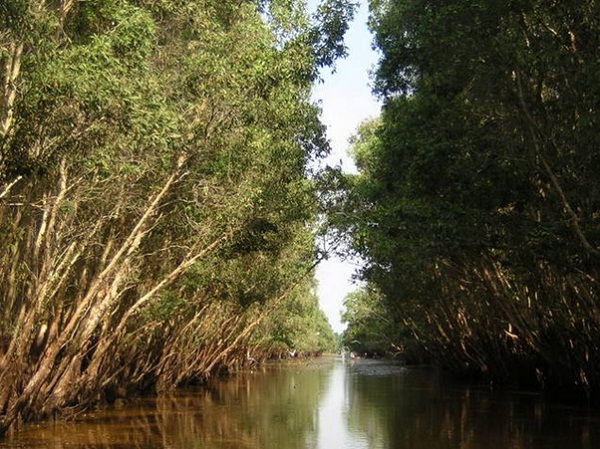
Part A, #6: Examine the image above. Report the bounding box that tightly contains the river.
[2,357,600,448]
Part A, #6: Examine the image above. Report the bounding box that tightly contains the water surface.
[3,357,600,448]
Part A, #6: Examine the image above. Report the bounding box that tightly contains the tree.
[0,0,355,434]
[338,0,600,397]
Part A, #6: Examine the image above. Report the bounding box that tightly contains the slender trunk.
[203,263,316,374]
[1,41,23,138]
[78,229,236,396]
[0,165,187,434]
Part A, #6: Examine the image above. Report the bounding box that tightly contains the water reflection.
[313,361,362,449]
[3,358,600,448]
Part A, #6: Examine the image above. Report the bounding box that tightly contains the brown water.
[2,357,600,448]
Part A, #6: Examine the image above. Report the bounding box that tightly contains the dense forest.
[338,0,600,400]
[0,0,355,434]
[2,0,599,436]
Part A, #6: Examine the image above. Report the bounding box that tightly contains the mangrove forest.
[0,0,351,435]
[1,0,600,438]
[336,0,600,402]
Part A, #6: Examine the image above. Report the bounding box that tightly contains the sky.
[309,1,381,333]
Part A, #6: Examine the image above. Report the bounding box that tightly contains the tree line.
[337,0,600,400]
[0,0,355,434]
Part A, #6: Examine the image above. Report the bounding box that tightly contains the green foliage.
[342,286,401,356]
[336,0,600,395]
[309,0,357,70]
[262,277,337,354]
[0,0,354,429]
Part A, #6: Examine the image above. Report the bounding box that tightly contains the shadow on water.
[3,357,600,448]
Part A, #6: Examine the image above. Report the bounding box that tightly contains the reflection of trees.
[5,361,600,449]
[5,361,334,449]
[347,363,599,449]
[345,364,441,448]
[156,362,333,449]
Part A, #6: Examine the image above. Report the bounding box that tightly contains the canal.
[3,357,600,448]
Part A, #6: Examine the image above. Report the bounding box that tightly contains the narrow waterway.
[3,357,600,448]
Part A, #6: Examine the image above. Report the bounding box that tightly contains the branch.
[0,175,22,199]
[1,41,23,137]
[514,72,600,257]
[114,229,236,329]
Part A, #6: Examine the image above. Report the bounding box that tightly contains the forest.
[2,0,599,437]
[338,0,600,401]
[0,0,353,435]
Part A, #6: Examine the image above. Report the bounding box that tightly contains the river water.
[3,357,600,448]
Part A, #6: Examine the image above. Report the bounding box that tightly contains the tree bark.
[1,41,23,138]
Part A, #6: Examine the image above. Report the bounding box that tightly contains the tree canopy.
[337,0,600,399]
[0,0,354,434]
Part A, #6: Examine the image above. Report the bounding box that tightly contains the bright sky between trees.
[309,0,381,334]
